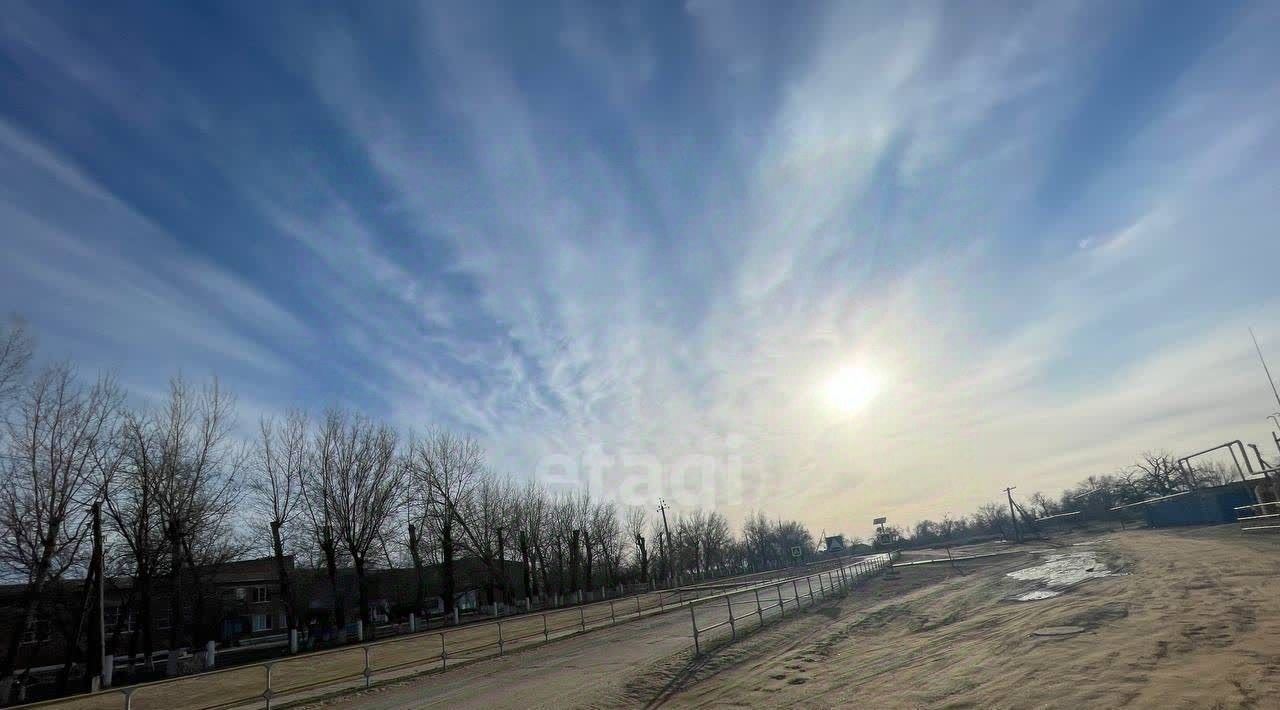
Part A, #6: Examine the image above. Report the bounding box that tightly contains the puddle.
[1006,551,1115,602]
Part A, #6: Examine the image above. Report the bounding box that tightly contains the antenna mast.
[1250,327,1280,410]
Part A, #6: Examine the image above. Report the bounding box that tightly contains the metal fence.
[25,572,808,710]
[1236,502,1280,532]
[688,552,898,655]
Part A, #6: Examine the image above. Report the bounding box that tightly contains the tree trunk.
[441,520,455,617]
[534,542,550,600]
[0,529,57,698]
[352,555,371,640]
[583,530,593,592]
[269,521,296,632]
[138,560,155,672]
[321,532,344,634]
[494,528,505,607]
[407,524,426,618]
[181,540,208,649]
[519,530,533,599]
[555,537,566,595]
[166,522,183,676]
[636,534,648,583]
[569,530,580,595]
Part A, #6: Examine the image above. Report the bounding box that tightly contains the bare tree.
[699,511,732,577]
[0,318,34,415]
[410,429,483,617]
[299,409,348,635]
[1131,451,1189,496]
[249,411,308,633]
[624,507,648,583]
[589,500,623,587]
[546,493,578,596]
[139,377,243,675]
[516,482,549,601]
[322,411,404,636]
[108,413,163,673]
[452,472,519,606]
[0,366,123,699]
[403,483,439,620]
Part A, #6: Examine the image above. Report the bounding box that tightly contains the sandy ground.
[658,525,1280,709]
[305,525,1279,710]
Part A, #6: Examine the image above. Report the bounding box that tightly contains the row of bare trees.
[902,451,1246,547]
[0,319,822,700]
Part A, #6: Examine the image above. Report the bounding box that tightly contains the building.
[0,554,527,686]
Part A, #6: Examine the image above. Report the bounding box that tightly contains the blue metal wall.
[1143,486,1255,527]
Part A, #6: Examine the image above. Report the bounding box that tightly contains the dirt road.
[300,563,866,709]
[308,525,1279,709]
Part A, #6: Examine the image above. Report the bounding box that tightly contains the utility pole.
[1004,487,1022,544]
[1251,328,1280,410]
[656,499,674,585]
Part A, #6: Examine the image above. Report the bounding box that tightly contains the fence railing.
[687,552,898,655]
[25,571,812,710]
[1236,502,1280,532]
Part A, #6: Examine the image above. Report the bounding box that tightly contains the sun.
[821,364,883,414]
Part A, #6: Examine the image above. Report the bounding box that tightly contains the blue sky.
[3,0,1280,534]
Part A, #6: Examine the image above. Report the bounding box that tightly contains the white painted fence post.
[289,629,298,654]
[204,640,216,670]
[356,619,364,642]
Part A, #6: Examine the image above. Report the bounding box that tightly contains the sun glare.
[822,364,883,414]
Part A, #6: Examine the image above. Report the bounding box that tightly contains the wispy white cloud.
[2,0,1279,537]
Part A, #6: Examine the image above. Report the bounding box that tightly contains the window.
[234,587,246,601]
[20,618,51,645]
[250,585,269,603]
[251,613,272,632]
[155,610,170,630]
[104,606,135,633]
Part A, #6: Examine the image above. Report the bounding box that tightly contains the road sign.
[873,516,886,525]
[790,545,802,559]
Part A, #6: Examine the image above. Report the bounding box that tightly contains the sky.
[3,0,1280,539]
